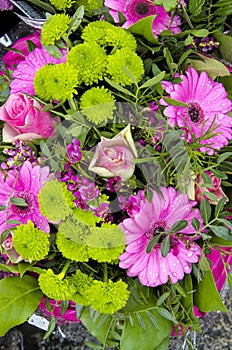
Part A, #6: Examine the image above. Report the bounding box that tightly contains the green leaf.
[140,71,166,89]
[156,292,170,307]
[191,29,209,37]
[217,218,232,230]
[209,225,232,241]
[210,168,227,179]
[154,0,177,11]
[194,269,228,312]
[215,197,227,217]
[185,53,230,79]
[43,44,63,60]
[161,236,170,257]
[217,152,232,163]
[68,5,84,34]
[146,234,161,254]
[10,197,28,207]
[191,217,200,230]
[188,0,205,15]
[227,273,232,291]
[128,15,158,44]
[171,220,188,232]
[40,140,51,158]
[43,315,56,340]
[104,77,135,97]
[162,97,189,107]
[157,308,177,323]
[0,276,43,336]
[200,198,211,223]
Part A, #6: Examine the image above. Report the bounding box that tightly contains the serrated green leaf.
[200,198,211,223]
[0,276,43,336]
[128,15,158,44]
[194,269,228,312]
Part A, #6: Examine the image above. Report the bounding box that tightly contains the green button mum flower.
[80,87,116,124]
[68,269,93,305]
[88,279,130,314]
[41,13,72,45]
[56,231,89,262]
[38,268,76,300]
[12,220,50,262]
[74,0,102,13]
[81,21,137,52]
[49,0,74,10]
[34,63,78,102]
[107,49,144,87]
[67,42,106,85]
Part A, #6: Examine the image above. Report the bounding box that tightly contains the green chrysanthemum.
[107,49,144,86]
[88,280,130,314]
[87,245,125,263]
[12,220,50,261]
[41,14,71,45]
[67,42,106,85]
[34,63,78,102]
[56,231,89,262]
[80,87,116,124]
[49,0,73,10]
[38,268,76,300]
[74,0,102,13]
[82,21,137,52]
[38,180,74,222]
[68,269,93,305]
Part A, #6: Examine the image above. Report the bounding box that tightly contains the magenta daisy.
[0,160,50,234]
[160,67,232,154]
[104,0,181,37]
[10,47,67,95]
[119,187,203,287]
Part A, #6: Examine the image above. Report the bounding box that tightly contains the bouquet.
[0,0,232,349]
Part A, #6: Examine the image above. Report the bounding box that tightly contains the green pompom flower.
[107,49,144,86]
[49,0,73,10]
[41,13,71,45]
[12,220,50,261]
[80,87,116,124]
[68,269,93,305]
[56,231,89,262]
[74,0,102,13]
[87,245,125,263]
[34,63,78,102]
[88,280,130,314]
[82,21,137,52]
[38,180,74,222]
[67,42,106,85]
[38,268,76,300]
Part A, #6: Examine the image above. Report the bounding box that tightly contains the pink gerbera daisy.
[160,67,232,154]
[0,160,50,234]
[10,47,67,95]
[104,0,181,37]
[119,186,203,287]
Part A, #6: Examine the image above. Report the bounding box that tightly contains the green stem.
[103,262,108,283]
[59,260,71,279]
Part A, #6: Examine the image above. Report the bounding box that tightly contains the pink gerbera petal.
[119,187,203,287]
[160,67,232,154]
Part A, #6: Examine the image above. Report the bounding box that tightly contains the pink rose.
[88,125,137,180]
[195,171,228,205]
[0,93,57,142]
[2,31,42,70]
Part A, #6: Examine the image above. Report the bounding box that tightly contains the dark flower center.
[135,2,150,15]
[146,222,166,240]
[187,102,204,124]
[11,191,35,217]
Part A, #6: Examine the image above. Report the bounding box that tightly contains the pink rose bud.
[88,125,137,180]
[0,93,57,142]
[195,171,228,205]
[2,235,23,263]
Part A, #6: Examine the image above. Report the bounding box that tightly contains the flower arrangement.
[0,0,232,349]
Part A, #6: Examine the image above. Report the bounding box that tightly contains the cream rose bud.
[88,125,138,180]
[0,93,57,142]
